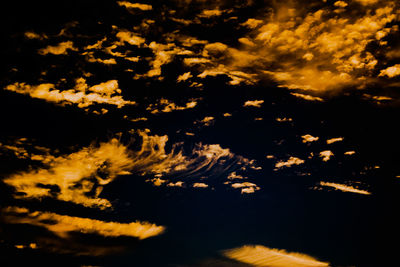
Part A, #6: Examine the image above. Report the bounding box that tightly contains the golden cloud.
[301,134,319,143]
[117,1,152,10]
[275,156,305,169]
[3,206,165,240]
[319,150,334,161]
[223,244,330,267]
[38,41,77,55]
[317,181,371,195]
[243,100,264,108]
[5,78,135,109]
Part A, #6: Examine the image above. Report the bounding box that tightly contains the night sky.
[1,1,400,266]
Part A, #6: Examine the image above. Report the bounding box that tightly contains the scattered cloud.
[38,41,77,55]
[344,151,356,155]
[196,116,215,126]
[302,134,319,143]
[230,182,260,194]
[5,78,135,109]
[316,181,371,195]
[275,156,305,169]
[291,93,323,102]
[167,181,184,187]
[177,72,193,82]
[319,150,334,161]
[243,100,264,108]
[147,98,197,114]
[193,182,209,188]
[223,244,330,267]
[326,137,344,144]
[117,1,152,11]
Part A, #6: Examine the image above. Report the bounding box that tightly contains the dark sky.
[1,1,400,266]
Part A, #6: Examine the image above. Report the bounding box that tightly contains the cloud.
[117,1,152,10]
[230,182,260,194]
[317,182,371,195]
[146,98,197,114]
[319,150,334,161]
[196,116,215,126]
[243,100,264,108]
[326,137,344,144]
[198,9,223,18]
[379,64,400,78]
[290,93,323,102]
[5,78,135,109]
[38,41,77,55]
[301,134,319,143]
[223,244,330,267]
[275,156,305,169]
[24,31,47,40]
[3,206,165,240]
[177,72,193,82]
[3,138,136,209]
[167,181,184,187]
[193,182,209,188]
[116,30,145,46]
[344,151,356,155]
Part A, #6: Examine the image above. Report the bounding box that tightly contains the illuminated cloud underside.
[223,244,330,267]
[275,156,305,169]
[3,207,165,240]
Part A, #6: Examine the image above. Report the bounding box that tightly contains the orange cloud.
[3,206,165,240]
[5,78,135,109]
[275,156,305,169]
[117,1,152,10]
[223,244,330,267]
[38,41,77,55]
[317,181,371,195]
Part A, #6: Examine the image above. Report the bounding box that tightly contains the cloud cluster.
[38,41,77,55]
[275,156,305,169]
[5,78,135,109]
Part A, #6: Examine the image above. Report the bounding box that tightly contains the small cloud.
[147,178,167,186]
[317,182,371,195]
[196,116,215,126]
[177,72,193,82]
[24,31,47,40]
[117,1,152,10]
[147,98,197,114]
[379,64,400,78]
[223,113,232,117]
[275,156,305,169]
[319,150,334,162]
[231,182,260,194]
[116,30,145,46]
[291,93,323,102]
[241,18,263,29]
[302,134,319,143]
[243,100,264,108]
[326,137,344,144]
[227,172,245,179]
[199,9,223,18]
[344,151,356,155]
[167,181,184,187]
[193,182,208,188]
[276,117,292,122]
[38,41,77,55]
[334,1,348,8]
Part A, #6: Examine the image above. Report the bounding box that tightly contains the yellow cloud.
[38,41,77,55]
[223,244,330,267]
[116,30,145,46]
[5,78,135,109]
[3,206,165,240]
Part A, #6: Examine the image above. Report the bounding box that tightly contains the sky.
[1,0,400,266]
